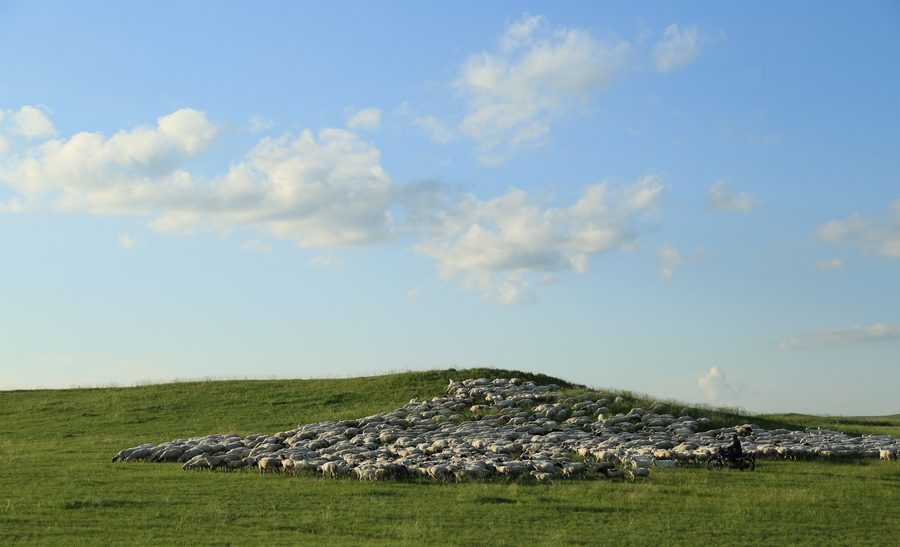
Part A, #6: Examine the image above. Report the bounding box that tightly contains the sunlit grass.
[1,368,897,545]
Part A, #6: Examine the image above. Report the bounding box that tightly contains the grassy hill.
[1,368,898,546]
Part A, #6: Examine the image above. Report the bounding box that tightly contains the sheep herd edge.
[112,377,900,483]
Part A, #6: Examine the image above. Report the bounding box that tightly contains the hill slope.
[1,368,899,546]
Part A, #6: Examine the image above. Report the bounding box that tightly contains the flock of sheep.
[112,377,900,482]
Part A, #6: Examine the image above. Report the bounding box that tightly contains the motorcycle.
[707,446,756,471]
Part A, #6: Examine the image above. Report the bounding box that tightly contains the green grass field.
[2,368,898,546]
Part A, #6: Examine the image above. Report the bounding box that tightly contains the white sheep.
[257,457,283,474]
[600,468,627,482]
[531,471,554,482]
[628,467,651,483]
[653,459,677,471]
[560,462,586,479]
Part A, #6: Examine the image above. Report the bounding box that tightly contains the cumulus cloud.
[779,324,900,350]
[413,175,665,303]
[0,107,671,305]
[816,201,900,258]
[431,13,630,165]
[706,180,764,212]
[392,102,409,116]
[778,337,804,351]
[414,116,456,145]
[659,245,682,280]
[658,244,707,279]
[248,116,276,133]
[7,105,57,139]
[346,108,381,130]
[654,24,701,72]
[698,366,738,401]
[816,258,842,272]
[118,233,142,249]
[0,109,399,248]
[239,240,272,253]
[307,255,345,267]
[496,274,536,306]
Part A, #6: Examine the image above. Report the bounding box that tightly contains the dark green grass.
[2,368,898,546]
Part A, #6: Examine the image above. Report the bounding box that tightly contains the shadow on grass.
[63,499,148,510]
[473,495,517,504]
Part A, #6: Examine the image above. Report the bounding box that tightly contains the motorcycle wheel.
[708,458,723,471]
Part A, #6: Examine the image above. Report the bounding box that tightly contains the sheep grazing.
[653,459,677,471]
[600,468,627,482]
[532,471,555,482]
[586,461,615,474]
[628,467,651,483]
[559,462,586,479]
[182,454,226,471]
[257,457,283,474]
[114,376,900,484]
[112,444,156,462]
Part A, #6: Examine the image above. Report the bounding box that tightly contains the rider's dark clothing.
[725,437,742,459]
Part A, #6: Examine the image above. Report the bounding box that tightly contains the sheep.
[653,459,677,471]
[625,454,653,469]
[225,458,249,470]
[257,457,283,474]
[112,444,156,462]
[529,461,556,475]
[531,471,555,482]
[600,468,627,482]
[559,462,586,479]
[115,375,900,485]
[586,461,615,474]
[628,467,651,483]
[355,465,379,481]
[181,454,226,471]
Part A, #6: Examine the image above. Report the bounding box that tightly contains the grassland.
[1,368,898,546]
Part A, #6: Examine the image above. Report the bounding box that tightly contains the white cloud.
[414,175,665,303]
[779,324,900,350]
[816,201,900,258]
[9,105,57,139]
[440,13,630,165]
[414,115,456,144]
[0,109,398,248]
[118,233,142,249]
[658,244,706,279]
[706,180,764,212]
[497,274,536,306]
[0,197,27,212]
[248,115,276,133]
[816,258,842,272]
[698,366,738,401]
[307,255,345,267]
[239,240,272,253]
[654,24,701,72]
[346,108,381,130]
[0,107,670,305]
[778,337,804,351]
[406,285,421,299]
[659,245,682,280]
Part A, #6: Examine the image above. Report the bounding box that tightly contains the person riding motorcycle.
[723,434,742,463]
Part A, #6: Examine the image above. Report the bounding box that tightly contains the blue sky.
[1,1,898,415]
